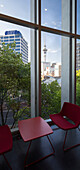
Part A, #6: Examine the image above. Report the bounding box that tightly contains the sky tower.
[43,44,47,62]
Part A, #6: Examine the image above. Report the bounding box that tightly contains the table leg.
[24,140,32,167]
[47,135,55,153]
[24,135,55,168]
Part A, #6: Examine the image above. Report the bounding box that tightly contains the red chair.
[0,125,13,169]
[50,102,80,151]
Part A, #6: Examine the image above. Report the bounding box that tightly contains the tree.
[76,69,80,106]
[41,80,61,119]
[0,42,61,126]
[0,43,31,127]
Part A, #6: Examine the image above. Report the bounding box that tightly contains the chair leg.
[63,130,80,152]
[3,154,12,170]
[78,127,80,131]
[63,131,68,151]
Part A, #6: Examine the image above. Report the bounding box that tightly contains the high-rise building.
[0,30,28,64]
[76,43,80,70]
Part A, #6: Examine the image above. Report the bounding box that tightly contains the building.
[53,63,61,77]
[76,42,80,70]
[0,30,28,64]
[41,61,51,79]
[50,63,61,77]
[41,61,61,80]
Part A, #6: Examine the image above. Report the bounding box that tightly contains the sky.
[0,0,80,64]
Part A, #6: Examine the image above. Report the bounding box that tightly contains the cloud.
[57,21,61,27]
[52,21,57,26]
[48,48,61,54]
[48,48,58,53]
[52,21,61,28]
[54,27,57,29]
[44,22,48,25]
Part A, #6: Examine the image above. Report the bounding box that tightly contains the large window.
[41,32,61,119]
[41,0,61,30]
[76,0,80,106]
[0,0,80,128]
[0,0,34,22]
[76,40,80,106]
[0,21,31,128]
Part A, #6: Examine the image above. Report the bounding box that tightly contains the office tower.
[76,43,80,70]
[0,30,28,64]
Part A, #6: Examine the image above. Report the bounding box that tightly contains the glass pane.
[0,0,35,23]
[77,0,80,34]
[76,39,80,106]
[41,0,70,32]
[0,21,31,128]
[41,32,61,119]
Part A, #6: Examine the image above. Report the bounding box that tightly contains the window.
[41,32,61,119]
[41,0,61,30]
[0,0,34,23]
[4,36,8,39]
[0,0,79,128]
[15,39,20,41]
[0,21,31,128]
[10,36,14,38]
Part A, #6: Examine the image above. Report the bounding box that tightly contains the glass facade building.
[0,30,28,64]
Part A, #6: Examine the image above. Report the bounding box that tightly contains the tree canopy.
[41,80,61,119]
[0,42,61,126]
[0,43,30,127]
[1,43,80,127]
[76,69,80,106]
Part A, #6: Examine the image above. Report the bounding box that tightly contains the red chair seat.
[50,102,80,151]
[50,114,78,130]
[0,125,13,154]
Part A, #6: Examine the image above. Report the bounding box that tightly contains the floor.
[0,125,80,170]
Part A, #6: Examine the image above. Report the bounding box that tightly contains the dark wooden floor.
[0,125,80,170]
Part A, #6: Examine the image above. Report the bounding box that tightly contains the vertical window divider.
[75,0,77,104]
[69,0,72,103]
[38,0,41,115]
[71,0,77,104]
[35,0,38,117]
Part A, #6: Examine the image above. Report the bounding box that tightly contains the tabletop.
[18,117,53,142]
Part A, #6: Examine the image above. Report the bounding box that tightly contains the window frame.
[0,0,79,117]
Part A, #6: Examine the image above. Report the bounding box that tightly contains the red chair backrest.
[60,102,80,124]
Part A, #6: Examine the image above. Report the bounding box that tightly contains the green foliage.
[14,107,30,122]
[0,42,62,126]
[76,70,80,106]
[41,80,61,119]
[0,43,31,127]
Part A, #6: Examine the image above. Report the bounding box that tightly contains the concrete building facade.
[76,43,80,70]
[0,30,28,64]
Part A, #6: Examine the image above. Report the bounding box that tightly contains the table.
[18,116,55,167]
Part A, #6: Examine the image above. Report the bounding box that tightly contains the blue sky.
[0,0,80,63]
